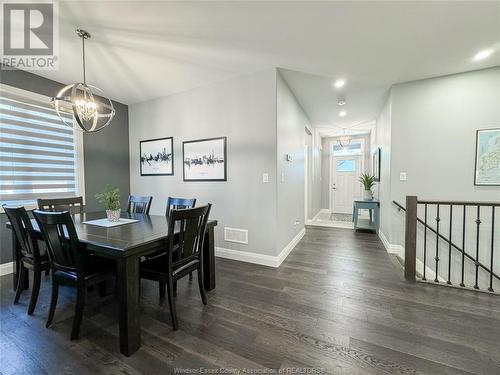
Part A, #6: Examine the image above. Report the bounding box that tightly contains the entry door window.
[337,159,356,172]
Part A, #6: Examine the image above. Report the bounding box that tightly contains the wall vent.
[224,227,248,245]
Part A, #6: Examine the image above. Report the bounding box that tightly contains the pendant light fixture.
[338,128,351,148]
[52,29,115,132]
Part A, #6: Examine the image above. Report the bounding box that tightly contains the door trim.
[329,138,365,212]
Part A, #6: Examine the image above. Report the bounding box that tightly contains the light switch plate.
[400,172,407,181]
[262,173,269,183]
[281,172,285,183]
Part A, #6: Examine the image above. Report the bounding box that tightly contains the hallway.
[1,226,500,374]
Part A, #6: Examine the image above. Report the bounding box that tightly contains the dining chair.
[127,195,153,214]
[165,197,196,217]
[139,204,212,330]
[37,196,84,214]
[33,210,115,340]
[3,206,50,315]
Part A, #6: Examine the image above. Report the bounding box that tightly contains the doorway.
[330,139,364,214]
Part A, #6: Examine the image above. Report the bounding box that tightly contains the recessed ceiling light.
[473,49,493,61]
[337,98,346,106]
[334,79,346,89]
[339,111,347,117]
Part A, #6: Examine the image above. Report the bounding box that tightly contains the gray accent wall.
[129,69,278,256]
[0,68,130,264]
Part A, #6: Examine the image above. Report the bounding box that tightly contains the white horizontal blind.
[0,84,79,206]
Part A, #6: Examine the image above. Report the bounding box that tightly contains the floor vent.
[224,227,248,244]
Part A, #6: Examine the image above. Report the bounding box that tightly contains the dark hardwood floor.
[1,226,500,374]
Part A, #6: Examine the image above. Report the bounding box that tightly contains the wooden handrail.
[416,200,500,207]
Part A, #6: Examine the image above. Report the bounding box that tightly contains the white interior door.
[331,155,361,213]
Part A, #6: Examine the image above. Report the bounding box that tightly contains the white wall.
[129,69,278,256]
[276,72,310,251]
[385,67,500,244]
[375,67,500,289]
[374,93,393,241]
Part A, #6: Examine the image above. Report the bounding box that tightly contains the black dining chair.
[165,197,196,217]
[127,195,153,214]
[140,204,211,330]
[3,206,50,315]
[33,210,115,340]
[37,196,84,214]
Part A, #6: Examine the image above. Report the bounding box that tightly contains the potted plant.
[95,186,121,222]
[359,173,376,201]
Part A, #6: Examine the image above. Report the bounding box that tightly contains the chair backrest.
[33,210,83,276]
[2,205,41,260]
[165,197,196,217]
[127,195,153,214]
[37,196,84,214]
[168,204,211,270]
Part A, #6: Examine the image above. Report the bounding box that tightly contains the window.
[333,141,362,156]
[337,159,356,172]
[0,84,84,207]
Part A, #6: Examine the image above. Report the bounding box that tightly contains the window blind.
[0,84,80,206]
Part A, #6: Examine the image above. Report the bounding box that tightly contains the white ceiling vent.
[224,227,248,245]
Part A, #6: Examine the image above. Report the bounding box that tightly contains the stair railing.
[394,196,499,293]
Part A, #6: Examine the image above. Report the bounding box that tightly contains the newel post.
[405,195,418,281]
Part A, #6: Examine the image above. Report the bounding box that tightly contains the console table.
[353,200,380,233]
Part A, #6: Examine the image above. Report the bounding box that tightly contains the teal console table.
[353,200,380,233]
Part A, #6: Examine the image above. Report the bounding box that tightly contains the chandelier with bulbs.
[52,29,115,133]
[338,128,351,148]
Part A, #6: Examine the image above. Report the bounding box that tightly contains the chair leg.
[159,281,166,298]
[71,284,85,341]
[189,272,193,280]
[173,281,177,296]
[197,267,207,305]
[166,278,178,330]
[46,281,59,328]
[28,267,41,315]
[14,265,25,304]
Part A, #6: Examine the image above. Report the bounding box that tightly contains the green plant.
[95,186,120,210]
[359,173,376,191]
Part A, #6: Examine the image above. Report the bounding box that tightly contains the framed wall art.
[474,128,500,186]
[183,137,227,181]
[140,137,174,176]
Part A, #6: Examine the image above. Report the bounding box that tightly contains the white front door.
[331,155,361,213]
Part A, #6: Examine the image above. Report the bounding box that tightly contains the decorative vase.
[363,190,373,201]
[106,209,121,222]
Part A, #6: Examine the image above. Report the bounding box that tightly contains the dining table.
[6,211,218,356]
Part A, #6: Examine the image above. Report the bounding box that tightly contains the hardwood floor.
[1,226,500,374]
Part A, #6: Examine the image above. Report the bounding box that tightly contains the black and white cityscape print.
[140,137,173,175]
[183,137,227,181]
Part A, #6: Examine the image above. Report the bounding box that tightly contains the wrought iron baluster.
[423,204,428,281]
[460,205,466,287]
[489,206,495,292]
[435,204,440,283]
[474,205,481,289]
[447,205,453,285]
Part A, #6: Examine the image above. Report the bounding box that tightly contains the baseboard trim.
[216,227,306,268]
[276,227,305,267]
[378,231,444,282]
[0,262,13,276]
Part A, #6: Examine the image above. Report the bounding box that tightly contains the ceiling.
[6,1,500,131]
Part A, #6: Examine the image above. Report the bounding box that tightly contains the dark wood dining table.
[7,211,218,356]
